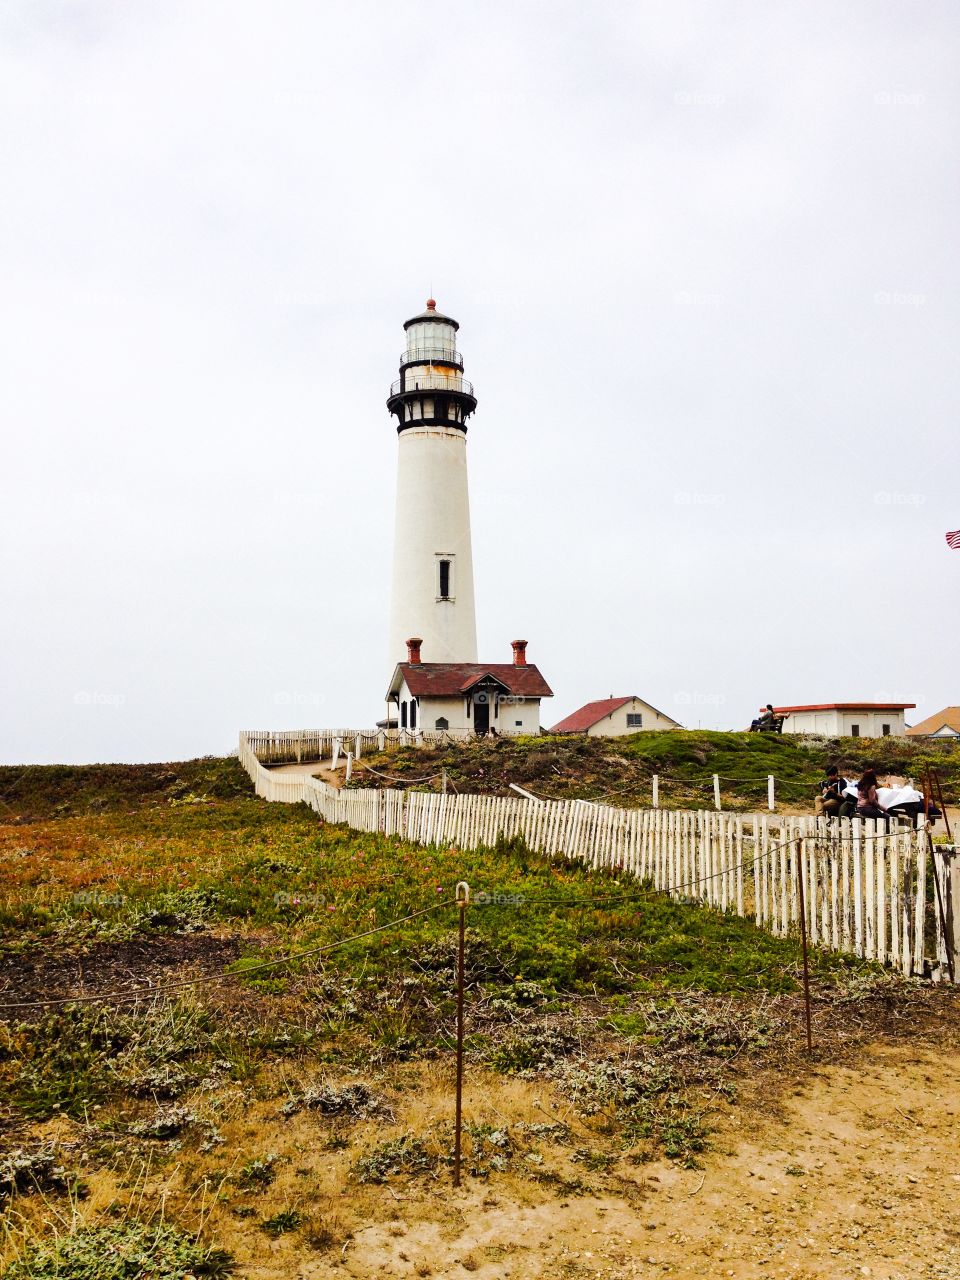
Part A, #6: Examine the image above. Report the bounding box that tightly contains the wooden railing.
[241,727,479,765]
[238,733,955,979]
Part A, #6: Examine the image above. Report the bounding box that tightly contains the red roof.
[550,696,635,734]
[390,663,552,699]
[774,703,915,713]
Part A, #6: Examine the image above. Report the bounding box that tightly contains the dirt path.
[272,760,345,789]
[307,1041,960,1280]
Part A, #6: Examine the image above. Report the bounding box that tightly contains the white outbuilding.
[774,702,915,737]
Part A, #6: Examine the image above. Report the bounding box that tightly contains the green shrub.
[1,1221,233,1279]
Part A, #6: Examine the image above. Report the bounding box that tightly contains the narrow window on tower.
[438,558,452,600]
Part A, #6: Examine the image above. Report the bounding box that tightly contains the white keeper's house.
[382,299,553,735]
[773,702,915,737]
[387,638,553,736]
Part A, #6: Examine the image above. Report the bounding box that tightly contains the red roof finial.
[426,297,436,310]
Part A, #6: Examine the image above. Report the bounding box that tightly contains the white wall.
[783,709,907,737]
[585,697,680,736]
[419,696,470,732]
[408,693,543,735]
[496,694,542,735]
[388,425,478,667]
[392,683,543,735]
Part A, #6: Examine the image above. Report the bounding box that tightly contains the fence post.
[453,881,470,1187]
[345,751,353,783]
[795,837,813,1052]
[713,774,721,811]
[946,848,960,985]
[652,775,659,809]
[768,775,775,812]
[931,843,958,984]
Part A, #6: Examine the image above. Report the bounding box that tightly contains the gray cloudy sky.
[2,0,958,764]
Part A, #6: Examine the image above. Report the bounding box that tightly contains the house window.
[410,699,417,729]
[851,724,860,737]
[882,723,891,736]
[435,717,449,730]
[401,700,408,729]
[515,720,522,727]
[438,557,452,600]
[626,713,643,728]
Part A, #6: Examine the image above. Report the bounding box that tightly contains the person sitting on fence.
[815,766,845,818]
[855,769,889,820]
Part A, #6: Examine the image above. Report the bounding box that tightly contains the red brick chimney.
[406,637,423,664]
[511,639,528,667]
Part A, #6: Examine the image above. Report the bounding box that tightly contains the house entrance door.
[473,695,490,736]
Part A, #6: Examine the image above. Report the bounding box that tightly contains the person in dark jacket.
[815,765,845,818]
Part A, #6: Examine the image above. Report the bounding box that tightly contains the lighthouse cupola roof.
[402,298,460,331]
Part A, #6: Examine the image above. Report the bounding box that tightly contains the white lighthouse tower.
[386,299,479,666]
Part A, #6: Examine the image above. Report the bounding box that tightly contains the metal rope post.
[795,837,813,1052]
[453,880,469,1187]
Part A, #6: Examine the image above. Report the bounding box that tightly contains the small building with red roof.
[549,696,682,737]
[386,638,552,736]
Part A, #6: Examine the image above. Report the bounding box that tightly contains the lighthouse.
[384,299,554,738]
[386,299,479,665]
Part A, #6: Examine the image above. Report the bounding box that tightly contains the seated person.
[751,704,777,731]
[855,769,888,820]
[815,766,845,818]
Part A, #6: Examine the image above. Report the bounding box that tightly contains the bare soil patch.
[0,933,243,1013]
[326,1038,960,1280]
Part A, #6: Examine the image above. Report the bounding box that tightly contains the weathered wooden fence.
[242,727,474,766]
[238,733,956,980]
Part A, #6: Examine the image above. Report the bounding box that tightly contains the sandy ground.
[273,760,346,788]
[264,1040,960,1280]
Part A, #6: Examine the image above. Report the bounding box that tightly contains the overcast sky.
[2,0,957,764]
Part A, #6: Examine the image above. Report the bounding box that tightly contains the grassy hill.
[0,753,955,1276]
[349,729,960,811]
[0,756,249,823]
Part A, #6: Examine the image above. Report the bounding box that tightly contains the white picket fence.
[242,727,474,766]
[238,733,954,979]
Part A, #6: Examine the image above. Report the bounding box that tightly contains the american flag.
[948,530,960,550]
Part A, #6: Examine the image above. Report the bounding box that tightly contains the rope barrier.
[356,764,442,785]
[0,818,930,1014]
[0,900,452,1012]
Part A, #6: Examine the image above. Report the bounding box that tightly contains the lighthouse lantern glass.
[407,321,456,360]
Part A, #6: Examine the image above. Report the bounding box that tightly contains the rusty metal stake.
[453,881,469,1187]
[795,838,813,1053]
